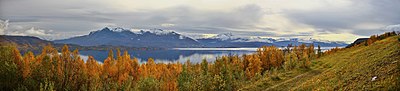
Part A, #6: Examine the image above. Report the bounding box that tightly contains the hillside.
[0,35,164,54]
[241,35,400,90]
[345,38,369,48]
[0,35,52,46]
[0,35,53,52]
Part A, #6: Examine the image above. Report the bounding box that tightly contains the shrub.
[136,77,160,91]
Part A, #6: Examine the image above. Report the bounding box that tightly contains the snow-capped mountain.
[207,33,275,43]
[232,37,275,43]
[55,28,348,48]
[197,33,348,47]
[54,27,200,48]
[196,33,275,47]
[272,38,348,47]
[209,33,236,40]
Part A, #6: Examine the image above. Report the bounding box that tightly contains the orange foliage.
[245,55,262,78]
[7,43,320,90]
[22,52,35,79]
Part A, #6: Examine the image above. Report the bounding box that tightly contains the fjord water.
[79,47,339,63]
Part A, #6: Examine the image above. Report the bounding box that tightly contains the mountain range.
[196,33,348,47]
[54,27,348,48]
[3,27,348,48]
[54,27,201,48]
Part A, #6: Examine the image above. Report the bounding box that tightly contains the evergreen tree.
[317,45,322,58]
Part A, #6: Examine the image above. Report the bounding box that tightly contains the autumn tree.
[86,56,101,90]
[367,35,378,45]
[0,46,22,90]
[245,55,262,79]
[257,47,270,72]
[283,51,296,70]
[22,51,34,79]
[0,41,345,90]
[115,50,131,84]
[130,57,140,82]
[146,58,159,79]
[108,49,114,60]
[301,51,310,68]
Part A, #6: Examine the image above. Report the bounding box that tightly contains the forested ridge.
[0,31,398,91]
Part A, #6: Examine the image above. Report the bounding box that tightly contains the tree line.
[1,43,323,91]
[353,31,399,47]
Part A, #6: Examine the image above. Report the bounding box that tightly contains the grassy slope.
[241,35,400,90]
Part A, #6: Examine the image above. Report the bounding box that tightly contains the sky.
[1,0,400,42]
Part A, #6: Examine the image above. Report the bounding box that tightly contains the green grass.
[240,35,400,90]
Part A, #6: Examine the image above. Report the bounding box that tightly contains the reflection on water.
[79,47,340,63]
[80,49,255,63]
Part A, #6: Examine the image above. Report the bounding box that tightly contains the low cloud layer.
[383,24,400,32]
[3,25,60,40]
[1,0,399,42]
[0,19,8,35]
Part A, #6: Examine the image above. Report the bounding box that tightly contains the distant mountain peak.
[89,27,130,35]
[146,28,177,35]
[211,33,236,40]
[101,27,130,32]
[100,27,108,31]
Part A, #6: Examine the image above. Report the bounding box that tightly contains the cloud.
[382,24,400,32]
[25,27,50,36]
[161,23,175,27]
[1,1,269,39]
[1,0,399,42]
[283,0,400,36]
[105,4,267,33]
[0,19,9,35]
[6,26,60,40]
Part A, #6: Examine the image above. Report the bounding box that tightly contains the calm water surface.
[79,47,340,63]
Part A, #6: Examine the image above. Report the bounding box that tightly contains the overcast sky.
[1,0,400,42]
